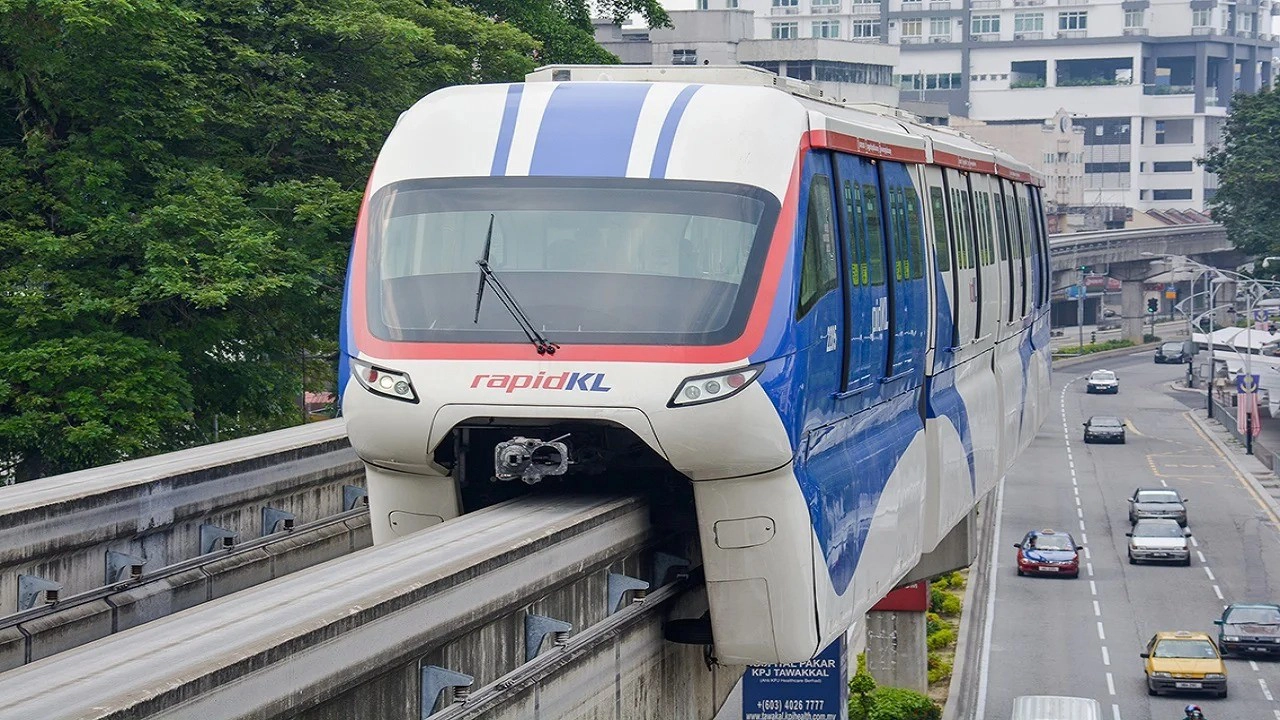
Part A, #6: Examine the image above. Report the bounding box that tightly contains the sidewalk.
[1187,406,1280,517]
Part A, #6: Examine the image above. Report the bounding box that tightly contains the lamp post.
[1078,265,1086,350]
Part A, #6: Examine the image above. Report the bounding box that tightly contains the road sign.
[1255,309,1271,322]
[1237,374,1261,394]
[742,636,847,720]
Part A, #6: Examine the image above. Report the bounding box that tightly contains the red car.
[1014,529,1083,578]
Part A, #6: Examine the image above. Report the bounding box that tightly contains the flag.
[1238,391,1263,437]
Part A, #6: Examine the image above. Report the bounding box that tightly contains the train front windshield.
[365,178,778,346]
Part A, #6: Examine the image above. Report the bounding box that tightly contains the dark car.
[1128,487,1188,526]
[1215,603,1280,656]
[1155,341,1190,364]
[1014,529,1082,578]
[1083,416,1125,444]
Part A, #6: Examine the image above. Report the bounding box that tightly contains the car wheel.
[1119,437,1126,444]
[1017,568,1024,576]
[1147,681,1157,696]
[1218,688,1228,699]
[1128,552,1136,565]
[1183,556,1192,566]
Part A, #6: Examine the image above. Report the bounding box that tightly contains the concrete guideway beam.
[0,419,363,616]
[0,496,680,720]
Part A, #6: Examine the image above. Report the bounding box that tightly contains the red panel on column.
[870,582,929,612]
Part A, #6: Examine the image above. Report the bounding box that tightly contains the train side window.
[905,188,925,279]
[929,187,950,273]
[863,184,886,286]
[950,188,970,269]
[960,190,976,270]
[842,181,863,287]
[797,174,838,320]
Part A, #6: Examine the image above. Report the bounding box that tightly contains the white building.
[677,0,1277,212]
[595,9,901,106]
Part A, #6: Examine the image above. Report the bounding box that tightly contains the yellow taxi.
[1141,631,1228,698]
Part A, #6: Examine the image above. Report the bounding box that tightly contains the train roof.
[527,65,1042,187]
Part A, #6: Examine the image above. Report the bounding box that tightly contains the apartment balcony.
[928,0,953,9]
[1012,0,1046,7]
[928,34,955,43]
[1236,29,1256,38]
[1261,32,1273,40]
[771,6,801,14]
[1123,27,1149,35]
[901,35,924,43]
[1013,31,1045,39]
[972,32,1001,40]
[1143,84,1194,94]
[1190,26,1218,35]
[1057,29,1088,38]
[852,3,882,12]
[900,0,924,9]
[811,5,845,14]
[970,0,1001,7]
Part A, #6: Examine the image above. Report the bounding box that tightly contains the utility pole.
[1078,265,1087,349]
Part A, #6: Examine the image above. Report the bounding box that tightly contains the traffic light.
[1079,265,1090,274]
[1147,298,1159,314]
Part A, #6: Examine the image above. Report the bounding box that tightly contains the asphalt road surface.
[977,349,1280,720]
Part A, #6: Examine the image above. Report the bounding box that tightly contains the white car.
[1127,519,1192,565]
[1086,370,1119,394]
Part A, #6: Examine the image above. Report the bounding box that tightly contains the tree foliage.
[0,0,549,479]
[458,0,670,64]
[1202,88,1280,256]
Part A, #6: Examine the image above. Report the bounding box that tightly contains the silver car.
[1086,369,1119,394]
[1127,519,1192,566]
[1128,487,1188,526]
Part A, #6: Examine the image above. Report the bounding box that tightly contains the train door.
[998,179,1029,322]
[941,169,978,349]
[878,161,928,387]
[833,153,889,403]
[971,173,1012,337]
[967,173,1000,344]
[923,166,958,361]
[795,151,844,435]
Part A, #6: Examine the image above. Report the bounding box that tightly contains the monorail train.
[339,65,1052,665]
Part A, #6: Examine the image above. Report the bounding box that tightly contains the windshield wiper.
[472,214,559,355]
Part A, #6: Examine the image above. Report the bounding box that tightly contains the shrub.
[863,687,943,720]
[925,612,945,635]
[929,587,962,616]
[927,626,955,650]
[849,661,878,720]
[927,652,953,684]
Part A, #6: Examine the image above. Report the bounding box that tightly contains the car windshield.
[1027,534,1074,551]
[1091,371,1116,380]
[1225,607,1280,625]
[1153,639,1217,659]
[1091,417,1122,427]
[364,178,777,345]
[1162,342,1183,353]
[1134,521,1184,538]
[1136,490,1180,504]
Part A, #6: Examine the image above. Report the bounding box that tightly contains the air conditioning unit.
[931,36,949,42]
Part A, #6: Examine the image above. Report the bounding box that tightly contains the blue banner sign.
[1237,374,1261,394]
[742,636,847,720]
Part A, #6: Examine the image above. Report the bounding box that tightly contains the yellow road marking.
[1183,411,1280,528]
[1125,419,1144,436]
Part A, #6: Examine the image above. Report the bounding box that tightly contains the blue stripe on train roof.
[490,84,524,176]
[650,85,701,179]
[529,83,653,177]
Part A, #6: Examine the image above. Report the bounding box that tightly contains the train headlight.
[350,359,419,403]
[668,364,763,408]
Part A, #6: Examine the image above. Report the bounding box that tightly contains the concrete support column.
[1263,60,1273,91]
[1121,278,1146,342]
[866,611,927,693]
[1195,43,1209,113]
[1216,280,1237,328]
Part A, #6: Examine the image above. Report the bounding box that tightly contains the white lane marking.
[1081,532,1088,545]
[1072,478,1078,487]
[1075,496,1082,507]
[1084,547,1092,560]
[1262,678,1274,702]
[973,478,1005,720]
[1197,551,1206,563]
[1113,704,1121,720]
[1093,600,1101,616]
[1102,646,1110,666]
[1079,520,1087,531]
[1097,622,1106,640]
[1190,536,1199,547]
[1069,460,1075,470]
[1204,567,1216,581]
[1077,507,1084,518]
[1106,672,1116,695]
[1252,660,1261,671]
[1090,580,1098,596]
[1272,710,1280,720]
[1074,486,1079,496]
[1087,562,1094,576]
[1160,478,1168,487]
[1213,585,1224,600]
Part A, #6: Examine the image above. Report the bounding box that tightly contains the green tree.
[1202,88,1280,256]
[0,0,540,480]
[458,0,671,64]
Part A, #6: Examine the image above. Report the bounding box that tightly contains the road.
[977,350,1280,720]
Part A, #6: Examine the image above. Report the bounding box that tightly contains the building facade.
[680,0,1277,212]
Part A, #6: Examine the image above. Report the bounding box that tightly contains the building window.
[1123,9,1143,27]
[1084,162,1129,173]
[1014,13,1044,32]
[971,14,1000,34]
[697,0,709,8]
[1058,11,1087,30]
[813,19,842,38]
[1152,188,1194,201]
[901,18,923,36]
[1153,161,1194,172]
[852,19,880,38]
[772,21,799,38]
[929,16,950,37]
[672,49,698,65]
[812,0,840,6]
[727,0,738,5]
[899,72,963,90]
[1192,8,1210,26]
[1241,12,1256,31]
[774,0,799,5]
[1154,118,1194,145]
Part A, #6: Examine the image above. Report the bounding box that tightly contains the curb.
[1051,341,1162,369]
[1187,409,1280,519]
[940,492,995,720]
